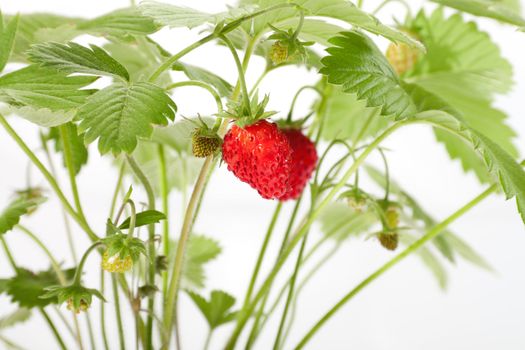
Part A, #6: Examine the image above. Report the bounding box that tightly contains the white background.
[1,0,524,349]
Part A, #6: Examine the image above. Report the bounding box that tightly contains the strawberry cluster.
[222,120,317,201]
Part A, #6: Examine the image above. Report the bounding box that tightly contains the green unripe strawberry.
[378,232,399,251]
[270,41,289,65]
[385,205,400,230]
[386,31,421,75]
[192,129,221,158]
[102,251,133,273]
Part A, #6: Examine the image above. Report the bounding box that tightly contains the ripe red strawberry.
[222,120,292,199]
[278,128,318,201]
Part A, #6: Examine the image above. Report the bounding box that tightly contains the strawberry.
[378,232,399,251]
[222,120,292,199]
[192,128,221,158]
[278,128,318,201]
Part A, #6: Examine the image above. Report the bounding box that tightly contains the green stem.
[372,0,411,16]
[100,270,110,350]
[126,155,156,350]
[158,144,170,297]
[163,156,214,349]
[294,184,497,349]
[166,81,223,113]
[203,329,213,350]
[40,309,68,350]
[59,125,90,230]
[227,122,407,349]
[85,313,96,350]
[17,225,66,284]
[0,113,98,241]
[73,242,103,286]
[0,236,17,271]
[110,162,126,219]
[112,275,126,350]
[242,203,283,310]
[220,35,252,115]
[0,334,27,350]
[273,232,309,350]
[287,86,322,122]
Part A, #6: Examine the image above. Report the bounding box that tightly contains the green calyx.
[41,284,105,313]
[222,94,277,128]
[101,232,147,264]
[189,117,222,158]
[267,24,314,66]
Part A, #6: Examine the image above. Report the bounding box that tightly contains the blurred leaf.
[320,31,417,120]
[0,12,19,72]
[318,202,376,242]
[3,105,75,127]
[0,197,45,235]
[47,123,89,175]
[429,0,525,26]
[118,210,167,229]
[172,62,233,97]
[186,290,237,329]
[0,308,31,329]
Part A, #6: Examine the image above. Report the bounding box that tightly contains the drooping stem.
[242,202,283,310]
[73,241,103,286]
[166,81,223,113]
[126,154,157,350]
[287,86,323,122]
[293,184,497,349]
[0,113,98,241]
[40,309,68,350]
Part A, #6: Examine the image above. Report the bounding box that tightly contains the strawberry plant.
[0,0,524,349]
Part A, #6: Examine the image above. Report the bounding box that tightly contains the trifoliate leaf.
[405,10,517,182]
[0,65,97,112]
[172,235,222,289]
[28,42,130,81]
[0,197,45,234]
[118,210,167,229]
[429,0,525,26]
[186,290,237,329]
[139,1,258,29]
[239,0,424,49]
[0,308,31,329]
[76,7,159,39]
[46,123,89,175]
[318,202,376,242]
[0,12,19,72]
[320,31,417,120]
[76,82,176,154]
[4,267,75,308]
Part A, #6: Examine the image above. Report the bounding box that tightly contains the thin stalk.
[220,35,252,115]
[40,309,68,350]
[126,155,156,350]
[0,236,18,271]
[100,270,110,350]
[52,306,77,341]
[17,225,66,284]
[287,86,322,122]
[163,156,214,349]
[112,276,126,350]
[372,0,411,16]
[73,242,103,286]
[226,122,407,349]
[203,329,213,350]
[59,125,90,229]
[0,113,98,241]
[272,232,309,350]
[110,162,127,219]
[242,202,283,310]
[165,81,223,113]
[0,334,27,350]
[85,313,96,350]
[294,185,497,349]
[158,144,170,297]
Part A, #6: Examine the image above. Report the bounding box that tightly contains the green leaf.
[239,0,424,49]
[0,197,45,234]
[3,105,76,127]
[28,42,130,80]
[47,123,89,175]
[139,1,257,29]
[320,31,417,120]
[318,202,376,242]
[173,235,221,289]
[429,0,525,26]
[186,290,237,329]
[318,83,388,142]
[274,18,344,47]
[406,10,517,182]
[7,13,82,62]
[0,12,19,72]
[442,232,493,271]
[408,85,525,225]
[76,82,176,154]
[0,65,97,112]
[4,267,75,308]
[0,308,31,329]
[76,7,159,39]
[118,210,167,229]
